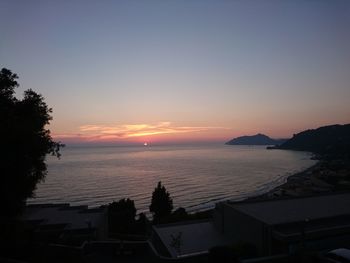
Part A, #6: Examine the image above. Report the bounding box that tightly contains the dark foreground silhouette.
[0,68,63,218]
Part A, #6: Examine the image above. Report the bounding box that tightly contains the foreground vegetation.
[0,68,63,217]
[108,181,213,239]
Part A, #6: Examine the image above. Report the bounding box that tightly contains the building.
[213,193,350,256]
[152,193,350,260]
[22,203,108,245]
[152,219,230,259]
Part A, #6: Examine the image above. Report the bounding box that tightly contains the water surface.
[29,144,315,213]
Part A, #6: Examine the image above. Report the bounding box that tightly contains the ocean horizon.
[29,144,316,214]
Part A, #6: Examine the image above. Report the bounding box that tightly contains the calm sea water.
[28,144,315,213]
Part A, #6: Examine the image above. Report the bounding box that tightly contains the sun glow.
[53,122,226,143]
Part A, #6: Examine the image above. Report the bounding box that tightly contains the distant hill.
[278,124,350,157]
[225,133,287,146]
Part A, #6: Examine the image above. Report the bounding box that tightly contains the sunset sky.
[1,1,349,144]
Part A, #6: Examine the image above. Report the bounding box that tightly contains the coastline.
[245,162,321,201]
[196,157,350,217]
[245,157,350,202]
[191,162,322,217]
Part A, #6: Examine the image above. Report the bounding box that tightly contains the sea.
[28,144,316,214]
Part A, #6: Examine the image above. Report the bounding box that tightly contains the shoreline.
[245,162,321,201]
[242,157,350,202]
[190,162,321,217]
[195,158,350,216]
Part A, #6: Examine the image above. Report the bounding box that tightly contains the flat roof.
[273,214,350,241]
[153,220,230,258]
[23,203,105,230]
[228,193,350,225]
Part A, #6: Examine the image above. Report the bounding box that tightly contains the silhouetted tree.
[108,198,136,234]
[0,68,63,217]
[138,212,147,223]
[135,212,149,234]
[149,181,173,223]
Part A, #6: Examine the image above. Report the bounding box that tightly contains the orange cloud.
[54,122,225,142]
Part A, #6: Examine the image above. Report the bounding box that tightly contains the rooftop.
[23,203,105,230]
[228,193,350,225]
[153,220,230,258]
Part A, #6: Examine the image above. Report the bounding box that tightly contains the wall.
[213,202,269,255]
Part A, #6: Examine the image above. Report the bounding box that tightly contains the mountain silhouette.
[278,124,350,158]
[225,134,287,145]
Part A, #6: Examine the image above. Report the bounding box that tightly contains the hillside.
[225,134,287,146]
[278,124,350,157]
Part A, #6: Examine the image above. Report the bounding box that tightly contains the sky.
[1,0,350,145]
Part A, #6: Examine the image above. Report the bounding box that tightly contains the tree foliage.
[149,181,173,222]
[0,68,63,216]
[108,198,137,234]
[109,198,136,223]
